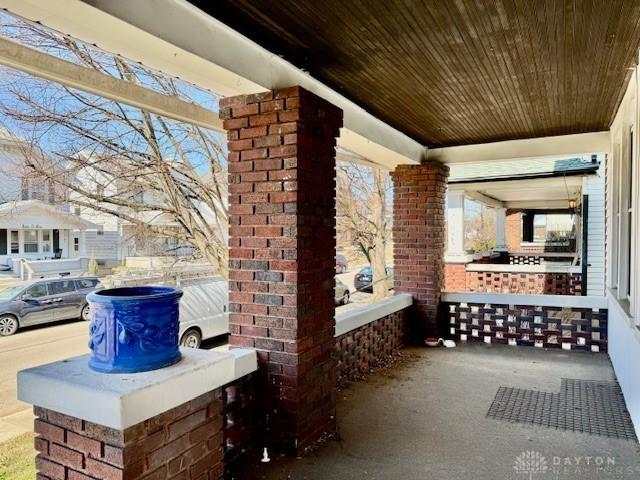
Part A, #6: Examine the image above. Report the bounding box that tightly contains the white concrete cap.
[17,347,257,430]
[334,293,412,337]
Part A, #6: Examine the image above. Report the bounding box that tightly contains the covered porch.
[0,200,95,279]
[237,343,640,479]
[4,1,640,480]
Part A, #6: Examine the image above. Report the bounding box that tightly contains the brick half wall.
[335,308,407,388]
[33,374,256,480]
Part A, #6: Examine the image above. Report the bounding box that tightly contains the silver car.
[0,276,102,336]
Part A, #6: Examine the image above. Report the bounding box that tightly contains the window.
[20,178,29,201]
[23,230,38,253]
[610,145,621,288]
[73,237,79,253]
[97,226,104,236]
[24,283,48,298]
[41,230,51,253]
[75,278,99,289]
[532,213,575,243]
[48,280,76,295]
[626,128,634,298]
[74,207,81,216]
[10,231,18,254]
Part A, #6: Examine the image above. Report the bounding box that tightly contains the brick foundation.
[334,309,407,388]
[221,86,342,454]
[391,163,449,339]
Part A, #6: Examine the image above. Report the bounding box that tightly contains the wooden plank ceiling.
[191,0,640,147]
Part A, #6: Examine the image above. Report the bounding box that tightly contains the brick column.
[220,86,342,454]
[391,163,449,339]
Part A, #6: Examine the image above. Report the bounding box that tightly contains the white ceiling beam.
[427,132,610,164]
[449,176,583,193]
[462,191,505,209]
[0,35,224,132]
[0,0,425,169]
[505,200,573,209]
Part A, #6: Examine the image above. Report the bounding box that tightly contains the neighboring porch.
[237,343,640,480]
[0,200,95,279]
[444,156,604,296]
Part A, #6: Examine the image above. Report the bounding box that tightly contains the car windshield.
[361,267,372,274]
[0,285,25,300]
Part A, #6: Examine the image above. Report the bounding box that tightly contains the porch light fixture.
[568,199,577,210]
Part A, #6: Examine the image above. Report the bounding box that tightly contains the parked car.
[354,266,394,292]
[178,277,228,348]
[335,254,348,274]
[335,278,350,305]
[0,276,102,336]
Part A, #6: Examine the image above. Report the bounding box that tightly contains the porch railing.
[442,291,608,352]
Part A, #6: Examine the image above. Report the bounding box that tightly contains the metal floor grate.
[487,379,637,441]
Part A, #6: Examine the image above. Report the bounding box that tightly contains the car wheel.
[342,291,350,305]
[81,304,91,321]
[0,315,18,336]
[180,329,202,349]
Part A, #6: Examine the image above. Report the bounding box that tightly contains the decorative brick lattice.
[466,271,582,296]
[334,309,407,388]
[508,254,577,265]
[222,373,256,474]
[445,302,607,352]
[509,255,542,265]
[221,86,342,454]
[391,163,448,338]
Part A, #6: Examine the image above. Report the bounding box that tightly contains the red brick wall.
[33,391,224,480]
[444,263,467,291]
[391,163,449,339]
[220,86,342,454]
[335,309,407,388]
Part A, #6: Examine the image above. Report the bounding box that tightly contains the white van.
[178,277,228,348]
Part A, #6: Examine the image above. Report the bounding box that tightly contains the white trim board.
[442,291,608,309]
[1,0,424,169]
[427,132,610,164]
[465,264,581,274]
[335,294,412,337]
[17,348,257,430]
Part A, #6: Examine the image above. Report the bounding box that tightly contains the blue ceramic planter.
[87,286,183,373]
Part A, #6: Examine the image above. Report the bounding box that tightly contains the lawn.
[0,433,35,480]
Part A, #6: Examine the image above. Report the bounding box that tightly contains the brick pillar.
[220,86,342,454]
[391,163,449,339]
[505,209,522,252]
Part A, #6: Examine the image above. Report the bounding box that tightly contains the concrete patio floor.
[234,343,640,480]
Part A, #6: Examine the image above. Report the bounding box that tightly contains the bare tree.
[336,161,391,300]
[0,18,228,274]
